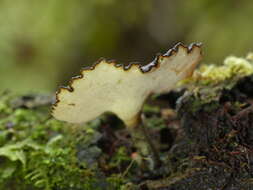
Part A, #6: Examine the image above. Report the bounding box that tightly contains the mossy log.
[0,55,253,189]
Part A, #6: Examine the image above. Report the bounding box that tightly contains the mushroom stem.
[128,114,162,168]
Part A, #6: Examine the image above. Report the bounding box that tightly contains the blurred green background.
[0,0,252,93]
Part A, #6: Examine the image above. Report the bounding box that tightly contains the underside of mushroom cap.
[52,42,202,127]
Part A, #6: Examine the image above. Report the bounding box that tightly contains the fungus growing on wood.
[52,42,202,166]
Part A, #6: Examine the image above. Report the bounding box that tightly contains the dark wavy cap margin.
[51,42,202,111]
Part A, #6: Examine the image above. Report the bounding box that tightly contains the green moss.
[143,104,160,115]
[0,93,127,190]
[108,147,132,169]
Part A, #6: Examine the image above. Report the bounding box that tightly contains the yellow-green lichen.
[181,54,253,86]
[178,54,253,114]
[200,56,253,81]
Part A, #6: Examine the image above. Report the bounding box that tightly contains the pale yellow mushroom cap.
[52,43,202,127]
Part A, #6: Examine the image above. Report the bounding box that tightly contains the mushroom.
[52,42,202,166]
